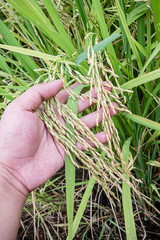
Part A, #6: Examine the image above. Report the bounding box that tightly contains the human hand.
[0,80,117,197]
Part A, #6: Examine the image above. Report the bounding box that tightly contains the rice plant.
[0,0,160,239]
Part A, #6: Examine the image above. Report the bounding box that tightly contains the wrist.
[0,165,27,240]
[0,163,29,200]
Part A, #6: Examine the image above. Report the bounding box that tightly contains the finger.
[15,80,63,111]
[77,131,109,151]
[57,82,111,109]
[56,82,81,103]
[80,103,118,129]
[78,86,111,113]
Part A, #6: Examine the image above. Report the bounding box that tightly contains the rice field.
[0,0,160,239]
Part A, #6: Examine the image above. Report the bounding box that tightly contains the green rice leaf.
[0,85,30,90]
[0,54,12,74]
[122,138,137,240]
[151,0,160,42]
[0,87,14,100]
[75,0,88,31]
[150,184,160,198]
[65,84,88,240]
[92,0,110,39]
[41,0,75,54]
[148,161,160,167]
[69,175,96,239]
[127,3,148,26]
[0,44,75,65]
[91,0,125,83]
[0,19,38,79]
[76,33,121,66]
[115,0,142,70]
[0,103,6,109]
[137,10,145,64]
[121,68,160,89]
[6,0,76,57]
[123,113,160,132]
[140,42,160,75]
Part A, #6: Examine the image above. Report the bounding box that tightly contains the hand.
[0,80,117,197]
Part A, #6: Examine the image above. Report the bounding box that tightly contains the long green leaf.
[92,0,109,39]
[0,54,12,74]
[115,0,142,70]
[151,0,160,42]
[6,0,76,57]
[0,19,38,79]
[0,87,14,101]
[76,33,121,66]
[0,44,75,65]
[140,43,160,75]
[122,137,137,240]
[67,175,96,239]
[71,160,103,238]
[123,113,160,132]
[91,0,125,83]
[65,85,87,240]
[137,7,145,65]
[121,68,160,89]
[75,0,88,31]
[41,0,75,54]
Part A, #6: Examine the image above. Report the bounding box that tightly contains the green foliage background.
[0,0,160,239]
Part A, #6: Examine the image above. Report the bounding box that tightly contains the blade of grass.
[121,68,160,89]
[6,0,76,57]
[92,0,109,39]
[0,54,12,74]
[68,174,96,239]
[99,220,107,240]
[41,0,75,54]
[119,0,129,54]
[75,0,88,31]
[151,0,160,42]
[2,1,48,69]
[122,137,137,240]
[132,37,149,59]
[140,42,160,75]
[65,85,88,240]
[147,9,152,57]
[69,152,107,239]
[0,19,38,79]
[0,50,34,82]
[137,5,145,65]
[127,3,148,29]
[0,85,30,90]
[123,113,160,132]
[143,81,160,117]
[6,0,57,33]
[92,0,125,83]
[150,184,160,198]
[0,44,75,65]
[148,161,160,167]
[76,33,121,66]
[145,131,160,148]
[0,87,14,101]
[115,0,142,70]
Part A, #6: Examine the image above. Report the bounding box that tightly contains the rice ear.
[36,43,140,199]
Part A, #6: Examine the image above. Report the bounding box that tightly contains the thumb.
[16,80,63,111]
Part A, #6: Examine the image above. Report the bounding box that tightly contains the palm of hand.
[0,102,65,192]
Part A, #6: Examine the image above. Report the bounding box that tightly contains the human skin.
[0,80,117,240]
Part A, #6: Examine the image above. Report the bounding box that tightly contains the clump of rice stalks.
[36,43,140,201]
